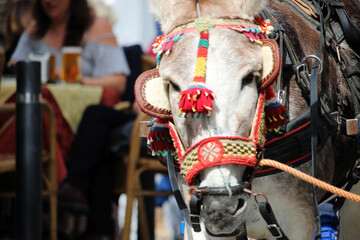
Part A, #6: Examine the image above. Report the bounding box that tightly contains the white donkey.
[135,0,360,239]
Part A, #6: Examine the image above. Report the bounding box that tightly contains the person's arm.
[7,33,32,67]
[82,18,128,95]
[7,22,37,67]
[82,74,127,95]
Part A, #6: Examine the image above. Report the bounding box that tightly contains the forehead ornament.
[153,17,273,117]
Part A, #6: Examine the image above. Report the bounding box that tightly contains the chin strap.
[166,152,206,233]
[189,194,202,232]
[166,153,192,226]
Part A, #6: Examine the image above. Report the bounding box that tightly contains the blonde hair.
[88,0,117,26]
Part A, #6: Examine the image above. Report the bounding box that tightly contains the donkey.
[135,0,360,239]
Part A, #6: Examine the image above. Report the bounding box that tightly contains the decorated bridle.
[135,16,286,185]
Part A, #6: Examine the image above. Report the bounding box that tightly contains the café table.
[0,76,120,184]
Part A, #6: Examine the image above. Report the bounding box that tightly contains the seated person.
[9,0,133,239]
[61,104,138,240]
[8,0,129,94]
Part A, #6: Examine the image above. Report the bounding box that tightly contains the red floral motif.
[198,140,224,163]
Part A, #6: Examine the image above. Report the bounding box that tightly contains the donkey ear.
[258,39,281,92]
[134,69,172,119]
[237,0,268,19]
[148,0,186,27]
[148,0,171,23]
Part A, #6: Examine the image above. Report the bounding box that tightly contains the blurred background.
[0,0,182,240]
[0,0,158,54]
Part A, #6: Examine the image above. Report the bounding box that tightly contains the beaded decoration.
[255,15,273,35]
[153,17,273,58]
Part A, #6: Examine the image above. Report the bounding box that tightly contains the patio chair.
[112,47,173,240]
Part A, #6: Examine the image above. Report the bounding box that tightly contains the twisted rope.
[258,159,360,203]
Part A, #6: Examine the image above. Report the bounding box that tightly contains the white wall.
[112,0,157,52]
[88,0,157,52]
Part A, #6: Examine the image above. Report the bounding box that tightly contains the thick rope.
[258,159,360,203]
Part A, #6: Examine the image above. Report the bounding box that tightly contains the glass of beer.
[61,47,82,83]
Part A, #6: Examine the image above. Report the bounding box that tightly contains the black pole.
[15,61,43,240]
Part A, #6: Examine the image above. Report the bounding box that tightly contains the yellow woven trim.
[222,141,256,157]
[194,57,207,77]
[180,139,257,175]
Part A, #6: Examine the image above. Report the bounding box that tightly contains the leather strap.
[166,153,191,226]
[189,195,202,232]
[309,2,324,238]
[290,0,318,18]
[259,202,289,239]
[328,0,360,56]
[236,228,248,240]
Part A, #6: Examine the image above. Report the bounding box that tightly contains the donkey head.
[136,0,285,236]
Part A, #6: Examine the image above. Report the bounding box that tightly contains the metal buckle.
[190,214,201,232]
[294,55,323,81]
[277,90,285,105]
[301,55,323,74]
[330,111,342,133]
[267,224,283,239]
[190,214,200,223]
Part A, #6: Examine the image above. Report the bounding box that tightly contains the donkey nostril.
[236,198,245,211]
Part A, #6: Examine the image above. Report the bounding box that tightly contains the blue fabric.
[11,32,130,77]
[314,203,339,240]
[318,203,338,225]
[320,227,337,239]
[155,175,172,206]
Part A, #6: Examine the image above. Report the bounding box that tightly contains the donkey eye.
[242,73,255,86]
[242,72,260,88]
[169,81,180,93]
[164,78,180,96]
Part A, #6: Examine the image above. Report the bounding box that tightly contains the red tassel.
[178,87,214,115]
[265,87,287,131]
[147,118,175,154]
[265,105,287,129]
